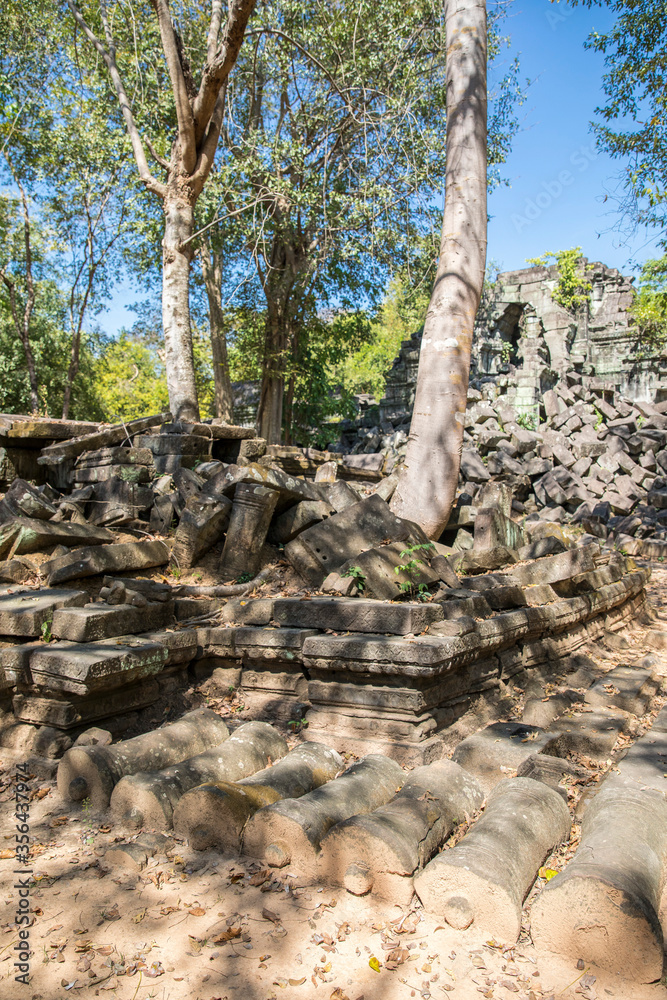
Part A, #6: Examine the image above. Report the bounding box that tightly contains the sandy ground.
[2,566,667,1000]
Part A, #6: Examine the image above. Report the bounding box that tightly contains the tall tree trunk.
[200,245,234,422]
[257,308,286,444]
[390,0,487,538]
[162,193,200,422]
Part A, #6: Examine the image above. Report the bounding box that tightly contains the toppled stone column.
[318,759,484,905]
[414,777,570,941]
[220,483,279,578]
[173,742,343,850]
[242,754,405,876]
[530,777,667,982]
[109,721,287,829]
[57,708,230,809]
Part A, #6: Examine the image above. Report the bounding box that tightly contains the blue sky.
[486,0,661,276]
[99,0,662,335]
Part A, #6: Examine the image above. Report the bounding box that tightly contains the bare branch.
[146,137,171,171]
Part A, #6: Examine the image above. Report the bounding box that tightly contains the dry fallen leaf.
[132,909,147,924]
[188,907,206,916]
[369,956,381,973]
[262,907,281,924]
[212,926,241,943]
[289,977,306,986]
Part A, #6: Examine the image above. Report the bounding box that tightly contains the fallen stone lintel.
[43,540,170,585]
[39,412,171,463]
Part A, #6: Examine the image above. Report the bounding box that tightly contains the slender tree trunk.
[284,371,295,445]
[258,311,286,444]
[162,193,200,422]
[390,0,487,539]
[200,245,234,422]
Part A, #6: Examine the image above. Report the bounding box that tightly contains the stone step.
[271,597,443,635]
[13,677,160,729]
[0,588,87,637]
[545,706,629,760]
[51,602,175,642]
[28,636,168,696]
[584,664,661,715]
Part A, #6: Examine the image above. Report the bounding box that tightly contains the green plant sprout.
[394,541,436,600]
[342,565,366,593]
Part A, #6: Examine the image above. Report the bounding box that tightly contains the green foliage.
[394,541,436,600]
[629,255,667,356]
[40,617,52,643]
[516,413,536,431]
[499,341,512,364]
[342,566,366,593]
[94,332,169,421]
[0,278,103,418]
[526,247,591,313]
[566,1,667,243]
[331,276,431,401]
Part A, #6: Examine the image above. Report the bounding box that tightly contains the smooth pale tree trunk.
[162,194,200,423]
[390,0,487,539]
[258,292,288,444]
[67,0,258,425]
[200,246,234,422]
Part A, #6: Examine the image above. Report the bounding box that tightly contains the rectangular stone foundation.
[303,561,649,764]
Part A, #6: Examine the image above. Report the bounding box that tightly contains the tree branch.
[151,0,197,171]
[206,0,224,63]
[65,0,166,198]
[193,0,257,147]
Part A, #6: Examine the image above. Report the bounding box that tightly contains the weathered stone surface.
[531,777,667,982]
[270,501,332,544]
[39,412,170,462]
[0,518,114,559]
[57,707,230,807]
[473,509,524,552]
[414,778,571,942]
[584,664,660,715]
[242,754,405,875]
[285,494,428,587]
[29,636,168,696]
[175,742,342,851]
[220,483,279,578]
[319,760,484,904]
[271,597,444,636]
[87,477,154,525]
[73,464,151,484]
[204,462,322,511]
[13,677,160,729]
[0,588,87,637]
[451,721,557,792]
[0,479,57,521]
[338,541,440,600]
[43,540,170,585]
[171,494,232,568]
[110,721,288,829]
[51,601,175,643]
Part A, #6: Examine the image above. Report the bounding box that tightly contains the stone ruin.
[1,271,667,981]
[336,256,667,462]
